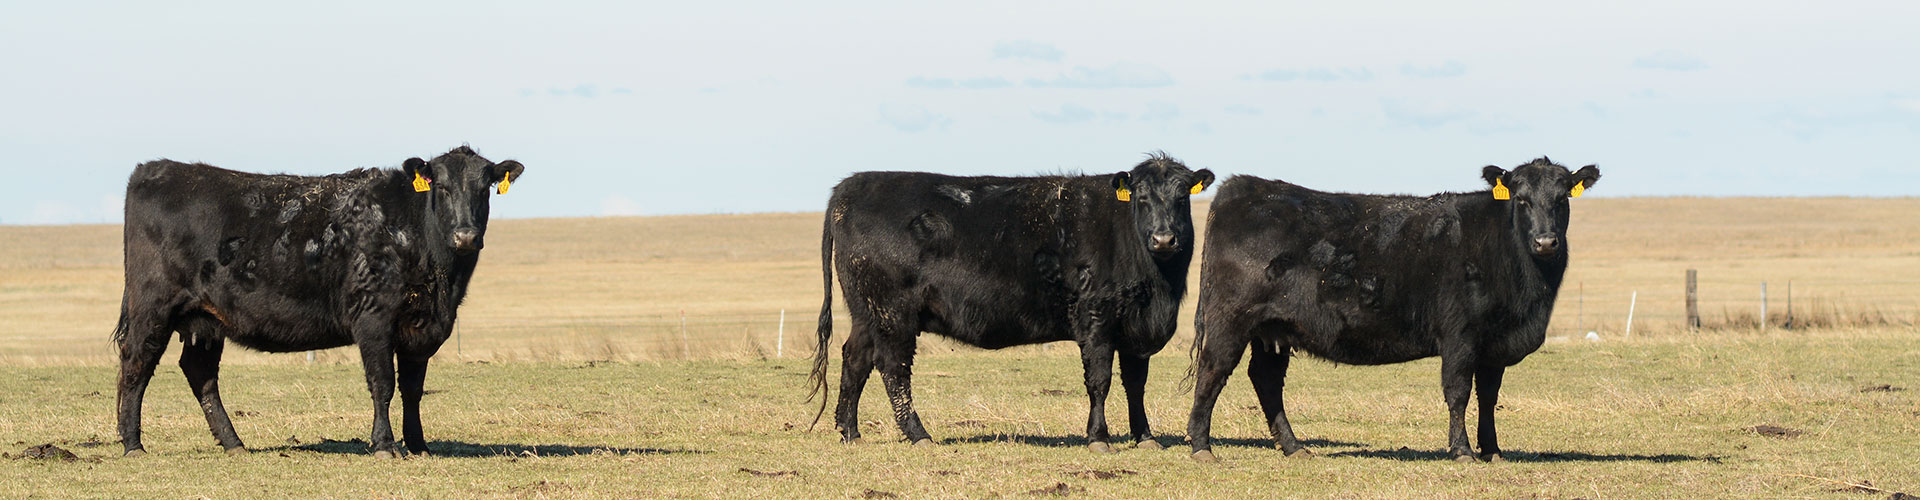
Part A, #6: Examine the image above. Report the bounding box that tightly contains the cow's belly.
[214,295,353,352]
[922,281,1070,349]
[1274,323,1438,366]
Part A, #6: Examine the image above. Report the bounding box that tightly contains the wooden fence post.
[1760,281,1768,330]
[1685,269,1700,330]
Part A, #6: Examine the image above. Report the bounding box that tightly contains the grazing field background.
[2,197,1917,498]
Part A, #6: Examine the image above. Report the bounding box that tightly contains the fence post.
[1577,282,1584,332]
[1625,290,1638,338]
[1786,280,1794,329]
[1685,269,1700,330]
[777,309,786,359]
[1760,281,1768,330]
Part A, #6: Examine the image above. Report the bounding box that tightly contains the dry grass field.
[1,197,1917,498]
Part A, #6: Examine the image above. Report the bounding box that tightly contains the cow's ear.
[1570,164,1600,192]
[491,160,525,195]
[1481,165,1508,188]
[1110,172,1132,202]
[403,157,428,178]
[1188,169,1215,195]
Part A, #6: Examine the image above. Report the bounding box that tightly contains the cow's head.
[1111,152,1214,260]
[1482,158,1599,258]
[402,146,525,256]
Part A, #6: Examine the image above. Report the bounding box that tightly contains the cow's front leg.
[1118,354,1159,450]
[398,354,432,455]
[873,331,931,446]
[353,333,401,458]
[1440,354,1476,463]
[1476,365,1506,462]
[1079,339,1116,453]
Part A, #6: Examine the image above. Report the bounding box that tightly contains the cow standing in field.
[809,153,1213,452]
[1185,158,1599,463]
[113,146,524,458]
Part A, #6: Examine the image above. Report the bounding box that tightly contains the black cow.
[1185,158,1599,463]
[808,153,1214,452]
[112,146,525,458]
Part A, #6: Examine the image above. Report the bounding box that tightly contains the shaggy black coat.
[1185,158,1599,462]
[112,146,524,457]
[810,154,1213,451]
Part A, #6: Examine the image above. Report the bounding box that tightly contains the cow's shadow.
[267,440,702,458]
[938,433,1364,450]
[1323,447,1718,463]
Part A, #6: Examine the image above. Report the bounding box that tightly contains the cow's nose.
[1149,233,1178,253]
[1531,235,1559,255]
[450,229,481,254]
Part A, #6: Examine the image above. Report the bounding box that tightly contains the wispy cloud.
[905,76,1014,89]
[1632,51,1708,71]
[1224,104,1263,116]
[1894,98,1920,114]
[1243,67,1374,82]
[1380,99,1476,129]
[993,40,1063,62]
[879,104,953,132]
[1400,61,1467,78]
[1027,63,1174,89]
[600,196,643,217]
[1141,102,1180,123]
[523,84,629,98]
[1033,104,1097,124]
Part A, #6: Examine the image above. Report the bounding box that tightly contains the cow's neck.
[378,171,479,311]
[1465,195,1567,307]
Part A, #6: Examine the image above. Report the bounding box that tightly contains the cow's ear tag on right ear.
[1116,183,1131,202]
[1569,182,1584,199]
[497,173,511,195]
[412,173,431,193]
[1190,182,1204,195]
[1492,178,1510,200]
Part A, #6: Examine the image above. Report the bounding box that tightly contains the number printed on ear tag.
[413,173,431,193]
[1492,178,1510,200]
[1116,186,1131,202]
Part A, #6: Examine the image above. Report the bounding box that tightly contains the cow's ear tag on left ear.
[1116,184,1131,202]
[497,174,511,195]
[412,173,431,193]
[1569,182,1584,199]
[1492,178,1510,200]
[1190,182,1204,195]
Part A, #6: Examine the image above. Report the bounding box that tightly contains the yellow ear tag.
[1116,185,1131,202]
[1190,182,1204,195]
[497,174,511,195]
[1492,178,1510,200]
[1569,182,1584,199]
[412,173,431,193]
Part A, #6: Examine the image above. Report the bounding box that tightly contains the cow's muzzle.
[450,229,482,254]
[1530,235,1560,256]
[1149,233,1180,254]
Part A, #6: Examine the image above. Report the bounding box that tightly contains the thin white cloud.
[905,76,1012,89]
[1632,51,1708,71]
[1244,67,1374,82]
[1894,98,1920,114]
[1401,61,1467,78]
[878,104,953,132]
[1223,104,1263,116]
[1033,104,1096,124]
[600,196,643,217]
[1380,99,1476,129]
[992,40,1063,62]
[1026,63,1173,89]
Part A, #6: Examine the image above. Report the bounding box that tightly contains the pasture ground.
[2,328,1917,498]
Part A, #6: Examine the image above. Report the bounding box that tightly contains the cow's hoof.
[1135,439,1164,451]
[1285,448,1314,458]
[372,450,397,459]
[123,449,146,458]
[1485,453,1505,463]
[911,438,935,448]
[1452,454,1477,463]
[1190,450,1219,463]
[1088,441,1116,454]
[225,447,250,456]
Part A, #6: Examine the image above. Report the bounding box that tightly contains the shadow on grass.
[266,439,704,458]
[938,434,1364,450]
[1324,447,1718,463]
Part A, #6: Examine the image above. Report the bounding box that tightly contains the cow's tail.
[805,208,835,431]
[111,295,131,345]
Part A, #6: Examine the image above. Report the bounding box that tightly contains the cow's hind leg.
[873,325,933,446]
[398,354,432,455]
[1186,323,1249,463]
[833,318,877,443]
[116,312,172,457]
[178,317,246,454]
[1476,365,1506,462]
[1079,339,1117,453]
[1118,354,1159,450]
[1248,340,1308,457]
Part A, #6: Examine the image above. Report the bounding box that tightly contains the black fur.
[1185,158,1598,461]
[810,153,1213,449]
[112,146,525,457]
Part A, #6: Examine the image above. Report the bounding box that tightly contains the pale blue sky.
[4,0,1916,224]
